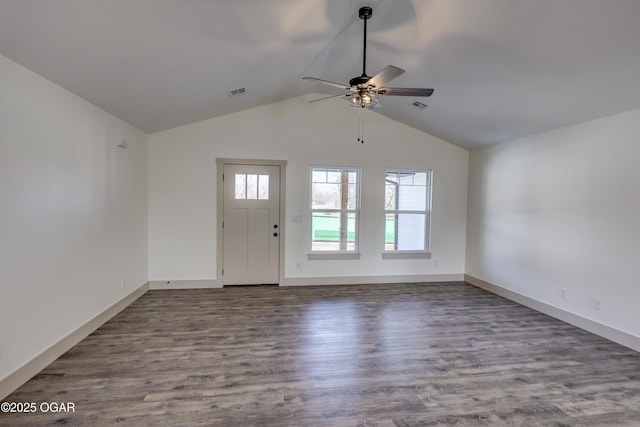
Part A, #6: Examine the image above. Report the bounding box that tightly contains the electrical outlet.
[591,298,603,311]
[560,288,567,300]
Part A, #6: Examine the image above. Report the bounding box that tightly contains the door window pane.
[246,174,258,199]
[258,174,269,200]
[235,174,246,199]
[235,173,269,200]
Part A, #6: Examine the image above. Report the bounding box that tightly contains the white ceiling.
[2,0,640,150]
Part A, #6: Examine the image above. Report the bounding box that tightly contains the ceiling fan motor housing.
[349,75,371,87]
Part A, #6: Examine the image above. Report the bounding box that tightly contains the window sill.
[382,251,431,260]
[308,252,361,261]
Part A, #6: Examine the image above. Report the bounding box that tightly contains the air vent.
[228,87,246,97]
[410,100,428,110]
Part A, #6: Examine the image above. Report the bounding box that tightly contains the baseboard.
[0,283,149,400]
[280,273,464,286]
[149,276,462,288]
[464,274,640,353]
[149,279,221,289]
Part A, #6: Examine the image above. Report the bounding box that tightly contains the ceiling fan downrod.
[350,6,373,87]
[360,6,372,78]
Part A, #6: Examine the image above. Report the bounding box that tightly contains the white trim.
[216,158,288,167]
[464,274,640,353]
[382,251,431,259]
[307,252,361,260]
[281,274,463,286]
[149,279,221,289]
[0,283,149,400]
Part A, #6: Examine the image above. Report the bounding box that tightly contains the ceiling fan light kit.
[349,91,380,108]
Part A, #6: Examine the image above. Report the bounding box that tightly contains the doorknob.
[273,232,279,237]
[273,224,278,229]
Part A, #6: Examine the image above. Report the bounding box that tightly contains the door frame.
[216,158,287,286]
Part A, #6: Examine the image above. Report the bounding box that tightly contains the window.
[234,173,269,200]
[310,166,360,254]
[384,169,431,256]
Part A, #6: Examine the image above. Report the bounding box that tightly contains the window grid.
[311,166,360,252]
[384,169,432,252]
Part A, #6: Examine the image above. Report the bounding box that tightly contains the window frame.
[382,168,432,259]
[308,165,361,260]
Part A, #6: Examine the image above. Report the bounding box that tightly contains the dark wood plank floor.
[2,282,640,426]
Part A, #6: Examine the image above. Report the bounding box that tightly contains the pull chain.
[357,106,365,144]
[361,107,365,144]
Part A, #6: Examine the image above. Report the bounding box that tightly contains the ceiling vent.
[410,100,428,110]
[228,87,246,97]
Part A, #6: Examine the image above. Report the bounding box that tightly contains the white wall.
[466,108,640,339]
[149,95,468,284]
[0,54,148,382]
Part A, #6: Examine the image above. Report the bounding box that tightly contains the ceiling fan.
[303,6,434,109]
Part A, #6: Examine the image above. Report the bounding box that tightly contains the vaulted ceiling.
[2,0,640,150]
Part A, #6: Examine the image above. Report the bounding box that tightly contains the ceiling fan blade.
[302,76,351,90]
[377,87,434,97]
[309,93,349,103]
[366,65,405,88]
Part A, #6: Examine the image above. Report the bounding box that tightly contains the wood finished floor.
[3,282,640,426]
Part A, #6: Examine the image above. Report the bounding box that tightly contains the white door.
[222,164,280,285]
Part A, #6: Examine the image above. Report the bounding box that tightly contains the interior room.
[1,1,640,425]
